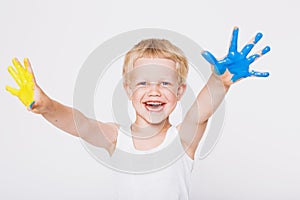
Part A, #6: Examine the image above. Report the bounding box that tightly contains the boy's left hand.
[201,27,271,87]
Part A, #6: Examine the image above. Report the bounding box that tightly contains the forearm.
[41,99,83,137]
[41,98,114,147]
[35,92,116,151]
[189,73,229,124]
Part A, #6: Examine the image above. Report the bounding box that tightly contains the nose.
[147,83,161,96]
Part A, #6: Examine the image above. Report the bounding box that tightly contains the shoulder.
[97,122,119,156]
[105,122,119,144]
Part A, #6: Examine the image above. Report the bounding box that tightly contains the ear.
[123,82,133,100]
[177,84,186,100]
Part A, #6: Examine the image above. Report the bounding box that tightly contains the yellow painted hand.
[6,58,35,108]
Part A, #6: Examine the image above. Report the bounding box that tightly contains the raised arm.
[6,58,117,155]
[179,27,271,159]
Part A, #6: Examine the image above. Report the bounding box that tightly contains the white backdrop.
[0,0,299,199]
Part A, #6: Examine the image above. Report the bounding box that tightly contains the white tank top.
[110,126,194,200]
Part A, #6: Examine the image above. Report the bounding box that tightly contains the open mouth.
[143,101,166,112]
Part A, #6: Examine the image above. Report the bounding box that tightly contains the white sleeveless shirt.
[110,126,194,200]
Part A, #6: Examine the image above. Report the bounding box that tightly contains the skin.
[6,27,270,159]
[6,58,35,108]
[202,27,270,82]
[123,58,186,151]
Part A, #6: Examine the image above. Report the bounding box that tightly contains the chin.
[144,112,170,125]
[133,104,175,125]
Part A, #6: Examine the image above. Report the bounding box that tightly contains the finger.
[29,101,36,109]
[12,57,24,70]
[29,103,40,114]
[24,58,37,84]
[201,50,218,65]
[5,85,19,96]
[248,46,271,64]
[248,54,260,64]
[229,26,239,53]
[219,57,231,65]
[261,46,271,55]
[250,70,269,77]
[30,108,40,114]
[241,44,254,57]
[12,57,28,84]
[213,64,226,75]
[8,66,22,86]
[240,32,262,56]
[253,32,263,44]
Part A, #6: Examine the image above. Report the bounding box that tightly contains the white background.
[0,0,299,199]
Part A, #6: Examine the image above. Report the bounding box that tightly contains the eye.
[161,81,170,86]
[137,81,147,86]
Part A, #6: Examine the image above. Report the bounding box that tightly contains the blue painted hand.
[201,27,271,84]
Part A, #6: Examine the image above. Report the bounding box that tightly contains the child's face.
[124,57,186,125]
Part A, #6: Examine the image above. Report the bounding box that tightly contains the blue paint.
[229,27,239,52]
[262,46,271,55]
[241,43,254,56]
[250,70,269,77]
[254,33,263,44]
[201,27,271,82]
[29,101,35,109]
[201,51,226,75]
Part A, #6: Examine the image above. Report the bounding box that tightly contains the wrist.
[211,73,231,91]
[212,68,233,89]
[41,97,56,115]
[32,90,55,115]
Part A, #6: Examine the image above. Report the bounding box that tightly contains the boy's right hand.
[6,58,50,114]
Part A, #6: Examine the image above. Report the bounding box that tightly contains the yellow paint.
[6,58,35,108]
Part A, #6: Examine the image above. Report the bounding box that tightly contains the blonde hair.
[123,39,189,85]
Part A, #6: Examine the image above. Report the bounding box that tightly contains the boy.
[6,27,270,199]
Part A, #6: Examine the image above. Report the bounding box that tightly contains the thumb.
[5,85,19,96]
[201,50,218,66]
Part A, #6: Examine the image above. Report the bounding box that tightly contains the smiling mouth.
[143,101,166,112]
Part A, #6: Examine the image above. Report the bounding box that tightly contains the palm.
[6,58,35,108]
[202,27,270,83]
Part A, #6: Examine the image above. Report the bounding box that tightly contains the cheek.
[130,90,144,103]
[163,88,178,100]
[164,94,178,108]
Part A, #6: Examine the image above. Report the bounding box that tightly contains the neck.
[131,119,171,139]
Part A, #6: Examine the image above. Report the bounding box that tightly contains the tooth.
[146,102,162,106]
